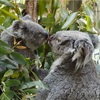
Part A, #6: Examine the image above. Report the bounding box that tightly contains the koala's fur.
[0,15,48,79]
[35,31,100,100]
[0,15,48,59]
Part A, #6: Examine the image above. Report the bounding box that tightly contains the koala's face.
[49,31,93,56]
[49,31,97,71]
[11,15,48,50]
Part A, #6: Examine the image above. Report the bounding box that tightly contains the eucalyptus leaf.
[4,90,14,99]
[5,79,21,87]
[0,9,21,21]
[62,12,78,29]
[0,16,5,24]
[0,58,17,69]
[53,0,58,16]
[86,15,92,30]
[38,0,46,18]
[40,14,55,27]
[3,16,13,28]
[21,80,48,90]
[9,52,27,65]
[24,88,37,94]
[0,46,9,56]
[0,92,11,100]
[0,25,11,35]
[0,0,14,8]
[3,69,13,77]
[84,5,94,22]
[0,40,11,50]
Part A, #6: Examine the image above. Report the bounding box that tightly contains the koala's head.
[11,15,48,50]
[49,31,98,71]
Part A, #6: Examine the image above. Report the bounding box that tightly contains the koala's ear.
[72,39,94,72]
[21,15,33,21]
[12,20,24,30]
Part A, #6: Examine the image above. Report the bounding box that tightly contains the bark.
[25,0,38,22]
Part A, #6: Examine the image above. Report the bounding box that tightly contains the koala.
[0,15,49,79]
[35,31,100,100]
[0,15,48,60]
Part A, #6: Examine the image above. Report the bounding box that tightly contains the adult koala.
[35,31,100,100]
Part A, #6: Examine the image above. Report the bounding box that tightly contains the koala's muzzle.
[48,34,55,47]
[43,31,48,39]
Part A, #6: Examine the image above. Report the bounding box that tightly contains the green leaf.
[60,7,68,22]
[0,16,5,24]
[12,3,21,15]
[3,16,13,28]
[9,52,26,65]
[53,0,58,16]
[21,80,48,90]
[38,0,46,18]
[84,5,94,22]
[0,47,9,56]
[0,92,11,100]
[11,71,20,78]
[0,0,14,8]
[3,69,13,77]
[31,71,40,81]
[0,59,17,69]
[0,9,21,21]
[0,40,11,49]
[62,12,78,29]
[24,88,37,94]
[0,25,11,36]
[4,90,14,99]
[86,15,92,30]
[40,14,55,27]
[5,79,21,87]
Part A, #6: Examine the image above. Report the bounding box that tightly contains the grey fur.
[35,31,100,100]
[0,15,48,79]
[0,15,48,59]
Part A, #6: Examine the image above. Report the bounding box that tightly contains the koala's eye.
[60,40,70,45]
[21,26,27,30]
[57,37,61,42]
[38,33,42,37]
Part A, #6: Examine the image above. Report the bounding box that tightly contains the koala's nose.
[44,31,48,39]
[49,35,54,41]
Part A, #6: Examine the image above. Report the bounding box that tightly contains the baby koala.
[35,31,100,100]
[0,15,48,59]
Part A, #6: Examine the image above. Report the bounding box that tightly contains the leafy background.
[0,0,100,99]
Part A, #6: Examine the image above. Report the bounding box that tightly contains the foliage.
[0,40,48,99]
[0,0,99,99]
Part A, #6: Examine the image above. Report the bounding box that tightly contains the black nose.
[44,31,48,39]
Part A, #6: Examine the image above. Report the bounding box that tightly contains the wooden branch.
[25,0,38,22]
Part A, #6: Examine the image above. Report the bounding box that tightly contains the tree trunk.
[25,0,38,22]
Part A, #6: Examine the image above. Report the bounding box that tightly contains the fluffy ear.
[12,20,24,30]
[11,20,26,38]
[72,39,94,72]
